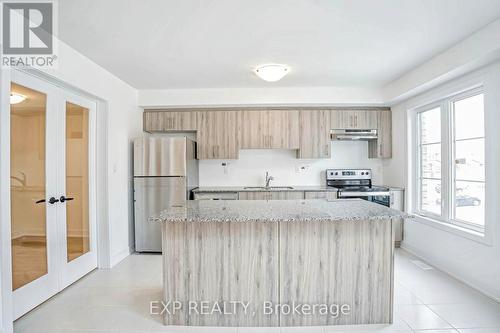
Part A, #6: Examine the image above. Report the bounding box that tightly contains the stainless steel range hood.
[330,129,378,141]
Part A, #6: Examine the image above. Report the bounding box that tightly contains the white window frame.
[411,87,486,237]
[415,102,444,220]
[448,89,486,233]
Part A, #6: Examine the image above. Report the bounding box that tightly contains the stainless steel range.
[326,168,391,207]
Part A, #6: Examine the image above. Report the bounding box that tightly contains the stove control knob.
[366,171,369,175]
[361,172,364,175]
[335,172,338,175]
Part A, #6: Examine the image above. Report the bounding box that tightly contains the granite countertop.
[192,185,337,193]
[152,199,408,223]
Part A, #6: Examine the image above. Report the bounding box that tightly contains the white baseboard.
[109,246,133,268]
[401,242,500,303]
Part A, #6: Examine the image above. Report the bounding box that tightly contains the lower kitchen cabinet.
[304,191,337,200]
[390,188,404,246]
[238,191,304,200]
[193,192,238,200]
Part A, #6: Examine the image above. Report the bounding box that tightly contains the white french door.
[10,70,97,319]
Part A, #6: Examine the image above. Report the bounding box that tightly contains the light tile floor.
[14,249,500,333]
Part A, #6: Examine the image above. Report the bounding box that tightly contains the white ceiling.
[58,0,500,90]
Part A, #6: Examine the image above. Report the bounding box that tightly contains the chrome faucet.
[265,171,274,188]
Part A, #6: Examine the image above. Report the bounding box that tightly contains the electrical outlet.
[295,163,310,174]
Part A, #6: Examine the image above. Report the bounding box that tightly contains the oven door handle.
[339,192,390,197]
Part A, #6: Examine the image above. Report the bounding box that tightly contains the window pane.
[420,179,441,215]
[420,107,441,144]
[454,94,484,140]
[455,138,485,182]
[421,143,441,178]
[454,181,485,226]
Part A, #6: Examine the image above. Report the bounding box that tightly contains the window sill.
[409,214,492,246]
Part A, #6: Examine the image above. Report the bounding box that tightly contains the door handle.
[48,197,59,204]
[60,196,74,203]
[35,199,46,204]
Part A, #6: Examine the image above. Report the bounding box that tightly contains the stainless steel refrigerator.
[133,137,198,252]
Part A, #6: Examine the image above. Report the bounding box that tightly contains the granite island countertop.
[152,199,408,223]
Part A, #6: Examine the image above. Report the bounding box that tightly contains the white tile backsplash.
[199,141,385,187]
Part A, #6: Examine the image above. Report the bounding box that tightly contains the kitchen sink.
[243,186,294,190]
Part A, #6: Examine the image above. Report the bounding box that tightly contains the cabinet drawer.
[194,192,238,200]
[304,191,337,200]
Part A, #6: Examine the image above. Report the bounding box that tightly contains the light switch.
[222,162,229,175]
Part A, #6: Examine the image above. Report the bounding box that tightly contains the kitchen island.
[152,199,406,327]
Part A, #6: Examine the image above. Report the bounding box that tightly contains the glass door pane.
[65,102,90,262]
[10,83,48,290]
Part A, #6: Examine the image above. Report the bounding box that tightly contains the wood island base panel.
[155,199,406,327]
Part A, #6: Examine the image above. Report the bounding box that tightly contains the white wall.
[39,41,143,265]
[385,61,500,301]
[138,86,385,108]
[199,141,385,186]
[384,17,500,104]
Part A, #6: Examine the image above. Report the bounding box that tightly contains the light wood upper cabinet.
[297,110,331,159]
[238,110,299,149]
[330,110,378,129]
[197,111,238,159]
[238,111,267,148]
[331,108,392,159]
[142,108,391,160]
[369,110,392,159]
[268,110,300,149]
[143,111,197,132]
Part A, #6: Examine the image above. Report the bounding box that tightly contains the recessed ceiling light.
[10,93,27,104]
[254,64,289,82]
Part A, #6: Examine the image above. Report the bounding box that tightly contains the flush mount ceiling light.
[10,93,27,104]
[254,64,290,82]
